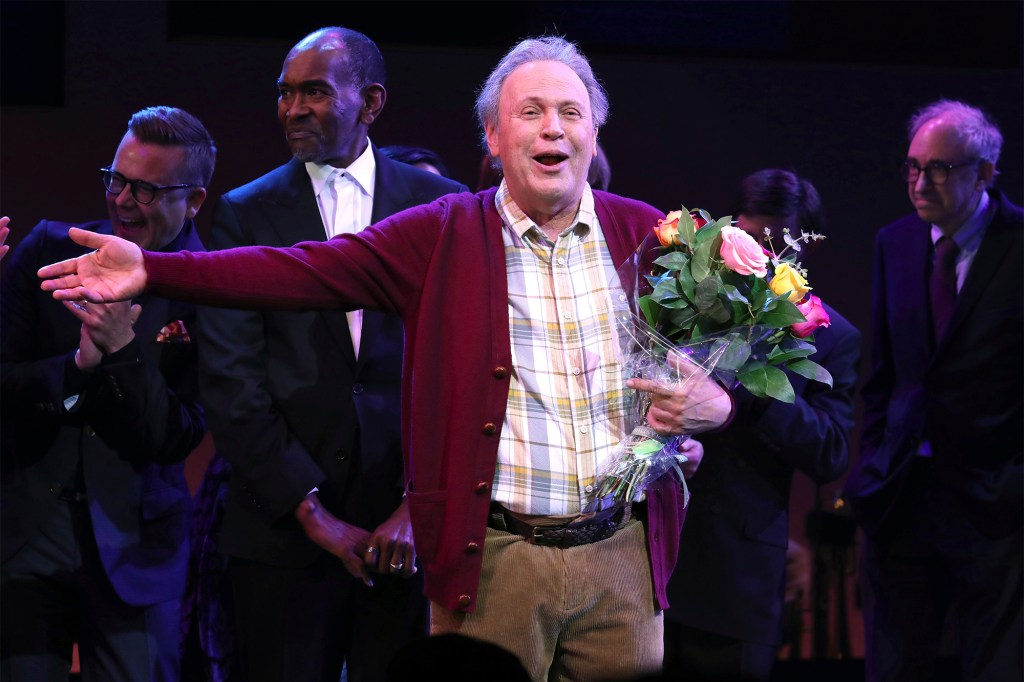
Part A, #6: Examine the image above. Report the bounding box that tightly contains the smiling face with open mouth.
[486,60,598,227]
[104,133,204,250]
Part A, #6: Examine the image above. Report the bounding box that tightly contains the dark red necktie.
[929,236,960,340]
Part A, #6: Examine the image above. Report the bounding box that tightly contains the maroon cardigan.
[145,187,688,612]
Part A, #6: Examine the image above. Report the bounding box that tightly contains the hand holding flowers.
[589,205,834,509]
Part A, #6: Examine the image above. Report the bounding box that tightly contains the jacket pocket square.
[156,320,191,343]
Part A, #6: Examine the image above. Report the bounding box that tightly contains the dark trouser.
[663,621,778,682]
[229,551,427,682]
[860,459,1023,682]
[1,500,181,682]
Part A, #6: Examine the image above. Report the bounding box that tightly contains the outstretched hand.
[37,227,146,303]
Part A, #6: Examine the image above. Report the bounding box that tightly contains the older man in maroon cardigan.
[39,37,732,682]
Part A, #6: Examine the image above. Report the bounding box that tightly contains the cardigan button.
[481,422,497,435]
[465,542,480,555]
[457,594,473,608]
[492,366,508,379]
[474,481,490,494]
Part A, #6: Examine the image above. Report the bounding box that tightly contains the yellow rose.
[770,262,811,302]
[653,210,684,247]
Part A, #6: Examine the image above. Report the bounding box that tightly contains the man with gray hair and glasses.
[845,99,1022,681]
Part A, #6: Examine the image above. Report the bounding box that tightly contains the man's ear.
[485,122,500,158]
[185,187,207,219]
[360,84,387,125]
[977,159,996,189]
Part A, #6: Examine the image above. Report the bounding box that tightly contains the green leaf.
[694,276,721,311]
[721,282,750,305]
[691,232,718,282]
[654,251,690,272]
[756,298,806,327]
[694,221,722,245]
[787,358,833,387]
[631,439,664,457]
[677,262,697,302]
[679,207,697,247]
[738,364,796,402]
[638,296,657,327]
[708,336,752,372]
[650,278,681,304]
[767,344,814,364]
[766,337,816,363]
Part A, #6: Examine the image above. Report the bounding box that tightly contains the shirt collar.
[495,179,596,240]
[931,189,991,252]
[304,138,376,198]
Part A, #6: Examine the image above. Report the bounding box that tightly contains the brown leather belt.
[487,502,631,548]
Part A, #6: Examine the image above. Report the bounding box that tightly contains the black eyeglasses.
[899,159,977,185]
[100,167,197,204]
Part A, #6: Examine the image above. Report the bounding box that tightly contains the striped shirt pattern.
[492,181,634,515]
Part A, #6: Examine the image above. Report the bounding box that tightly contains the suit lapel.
[943,207,1015,341]
[266,159,358,365]
[265,159,332,246]
[370,147,414,224]
[897,219,936,357]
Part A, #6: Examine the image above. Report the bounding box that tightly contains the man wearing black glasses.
[845,99,1023,681]
[1,106,214,681]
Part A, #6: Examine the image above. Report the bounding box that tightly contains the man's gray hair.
[909,99,1003,167]
[474,36,608,157]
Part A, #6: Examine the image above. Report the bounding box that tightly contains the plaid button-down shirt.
[492,181,634,515]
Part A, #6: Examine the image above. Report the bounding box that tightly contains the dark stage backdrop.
[2,0,1022,658]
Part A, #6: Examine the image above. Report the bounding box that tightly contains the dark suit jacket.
[1,219,206,606]
[666,303,861,645]
[845,189,1023,539]
[199,149,467,566]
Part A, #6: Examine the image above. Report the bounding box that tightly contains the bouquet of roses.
[589,206,833,509]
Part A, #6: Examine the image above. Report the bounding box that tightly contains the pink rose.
[792,294,831,338]
[719,225,768,277]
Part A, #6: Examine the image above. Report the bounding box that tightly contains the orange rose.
[654,210,683,247]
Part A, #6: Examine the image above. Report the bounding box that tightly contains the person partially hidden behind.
[1,106,214,681]
[844,99,1022,681]
[37,36,730,682]
[380,144,454,179]
[663,168,862,682]
[197,26,467,682]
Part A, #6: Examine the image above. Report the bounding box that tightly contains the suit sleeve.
[857,232,893,461]
[1,220,205,465]
[198,196,327,520]
[732,312,863,484]
[1,222,83,435]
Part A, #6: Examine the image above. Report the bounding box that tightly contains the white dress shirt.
[306,141,376,357]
